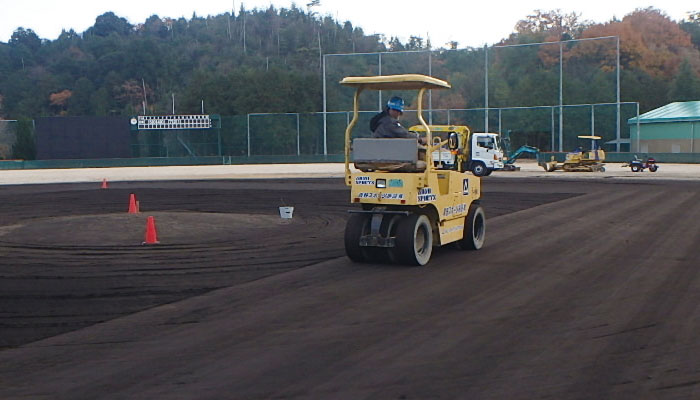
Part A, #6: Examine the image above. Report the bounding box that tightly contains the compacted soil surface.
[0,177,698,399]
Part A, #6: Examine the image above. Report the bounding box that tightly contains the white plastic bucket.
[279,206,294,219]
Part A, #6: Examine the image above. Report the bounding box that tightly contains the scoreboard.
[131,115,212,130]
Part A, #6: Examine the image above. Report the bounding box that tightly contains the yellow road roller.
[341,74,485,266]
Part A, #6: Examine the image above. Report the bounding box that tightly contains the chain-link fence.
[20,101,639,162]
[129,39,631,158]
[235,102,638,157]
[131,129,224,157]
[323,37,626,151]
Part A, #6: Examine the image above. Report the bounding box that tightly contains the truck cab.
[409,125,504,177]
[470,133,504,176]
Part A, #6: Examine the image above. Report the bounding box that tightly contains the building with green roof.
[627,101,700,153]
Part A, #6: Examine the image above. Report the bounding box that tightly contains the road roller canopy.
[408,125,470,134]
[339,74,451,91]
[577,135,602,140]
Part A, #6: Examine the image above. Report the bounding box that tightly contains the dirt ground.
[0,173,699,399]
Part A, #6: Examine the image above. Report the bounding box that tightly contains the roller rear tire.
[362,214,398,263]
[455,204,486,250]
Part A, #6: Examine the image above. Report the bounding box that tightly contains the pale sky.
[0,0,696,48]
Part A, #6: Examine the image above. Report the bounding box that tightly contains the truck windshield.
[477,136,495,150]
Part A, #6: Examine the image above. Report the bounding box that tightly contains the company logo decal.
[417,188,437,203]
[381,193,405,200]
[355,176,375,185]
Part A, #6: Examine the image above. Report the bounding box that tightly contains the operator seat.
[352,138,426,172]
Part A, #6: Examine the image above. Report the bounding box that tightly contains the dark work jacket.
[371,113,416,139]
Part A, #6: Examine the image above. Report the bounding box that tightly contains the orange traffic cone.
[128,193,139,214]
[143,216,159,245]
[101,178,109,189]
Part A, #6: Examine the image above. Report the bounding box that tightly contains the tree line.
[0,5,390,118]
[0,6,699,156]
[1,7,699,118]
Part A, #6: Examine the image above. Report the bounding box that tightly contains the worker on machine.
[370,96,426,145]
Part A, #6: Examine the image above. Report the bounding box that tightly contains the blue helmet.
[387,96,404,113]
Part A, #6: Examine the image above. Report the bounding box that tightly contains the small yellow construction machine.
[341,74,485,266]
[543,135,606,172]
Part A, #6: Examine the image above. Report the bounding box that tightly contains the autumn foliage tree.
[49,89,72,115]
[116,80,154,114]
[496,8,700,112]
[577,8,696,77]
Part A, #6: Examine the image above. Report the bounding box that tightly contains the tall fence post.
[559,41,564,152]
[378,53,382,112]
[616,36,621,152]
[296,113,300,156]
[691,117,695,153]
[498,109,502,134]
[551,107,555,152]
[322,54,327,156]
[636,102,641,153]
[484,44,489,133]
[428,50,433,125]
[247,114,251,157]
[217,125,222,156]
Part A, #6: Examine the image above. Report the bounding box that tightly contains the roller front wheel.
[344,213,368,262]
[394,214,433,266]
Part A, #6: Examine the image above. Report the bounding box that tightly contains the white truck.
[410,125,504,177]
